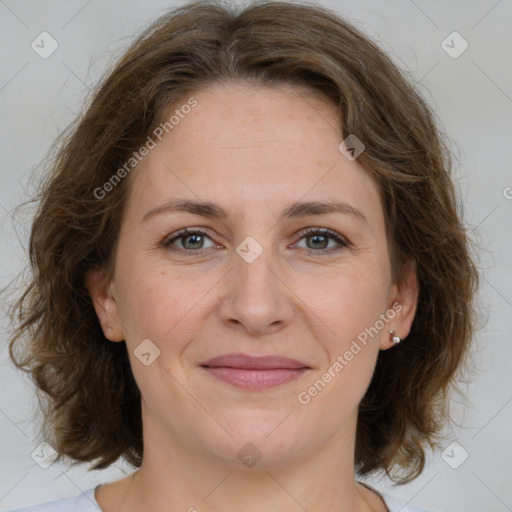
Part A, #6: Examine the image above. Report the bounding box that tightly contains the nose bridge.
[235,239,276,291]
[218,235,294,334]
[233,237,280,304]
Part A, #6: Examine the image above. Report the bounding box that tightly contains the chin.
[204,411,310,469]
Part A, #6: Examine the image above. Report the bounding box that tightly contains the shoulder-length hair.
[8,0,479,484]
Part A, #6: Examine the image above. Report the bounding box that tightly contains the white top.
[6,484,432,511]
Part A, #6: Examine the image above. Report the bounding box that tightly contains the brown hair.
[7,0,479,483]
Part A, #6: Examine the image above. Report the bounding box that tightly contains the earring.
[389,329,401,344]
[108,327,113,332]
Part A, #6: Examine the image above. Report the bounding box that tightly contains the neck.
[98,407,385,512]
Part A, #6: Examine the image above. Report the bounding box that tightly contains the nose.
[218,245,295,336]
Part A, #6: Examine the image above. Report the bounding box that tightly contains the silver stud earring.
[108,327,113,332]
[389,329,401,344]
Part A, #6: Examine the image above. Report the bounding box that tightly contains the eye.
[163,228,218,254]
[294,227,349,253]
[162,227,350,256]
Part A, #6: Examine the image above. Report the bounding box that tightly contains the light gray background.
[0,0,511,511]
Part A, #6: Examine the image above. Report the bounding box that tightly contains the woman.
[7,1,479,511]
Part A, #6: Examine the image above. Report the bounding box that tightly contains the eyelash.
[162,227,350,256]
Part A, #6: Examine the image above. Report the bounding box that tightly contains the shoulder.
[5,487,102,512]
[382,492,434,512]
[6,485,434,512]
[358,481,434,512]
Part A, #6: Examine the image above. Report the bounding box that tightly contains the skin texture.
[86,81,418,512]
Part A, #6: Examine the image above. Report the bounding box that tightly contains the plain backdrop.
[0,1,511,511]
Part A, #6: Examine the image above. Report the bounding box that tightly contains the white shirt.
[6,485,432,511]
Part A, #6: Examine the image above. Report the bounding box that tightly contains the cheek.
[297,260,389,389]
[116,267,184,341]
[117,264,222,356]
[298,273,385,417]
[302,262,389,338]
[116,268,206,395]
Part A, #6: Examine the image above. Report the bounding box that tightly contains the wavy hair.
[8,0,479,483]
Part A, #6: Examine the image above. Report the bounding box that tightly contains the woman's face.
[89,81,417,468]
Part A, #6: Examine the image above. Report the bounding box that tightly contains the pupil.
[184,234,202,249]
[309,234,327,249]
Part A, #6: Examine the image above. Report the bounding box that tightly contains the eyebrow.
[142,198,368,225]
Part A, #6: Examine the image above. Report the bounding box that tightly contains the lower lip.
[202,367,309,390]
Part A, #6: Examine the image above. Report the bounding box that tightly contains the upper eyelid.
[299,227,349,241]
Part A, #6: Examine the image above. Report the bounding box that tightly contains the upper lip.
[200,353,310,370]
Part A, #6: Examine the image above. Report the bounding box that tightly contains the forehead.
[124,81,383,226]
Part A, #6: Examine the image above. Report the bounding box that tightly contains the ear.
[380,258,419,350]
[84,267,124,342]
